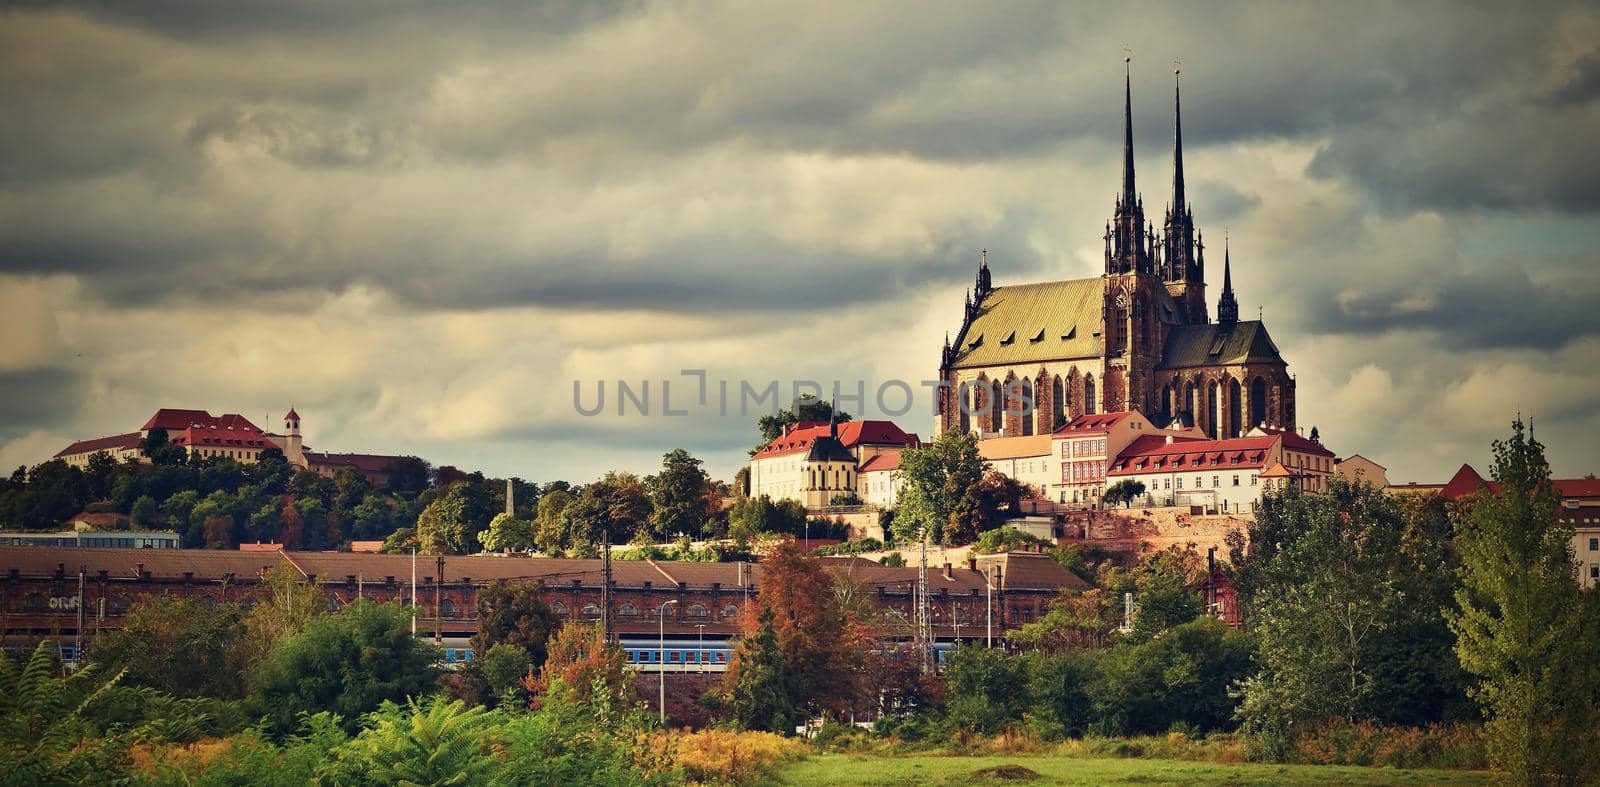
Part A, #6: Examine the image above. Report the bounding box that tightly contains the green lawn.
[770,753,1495,786]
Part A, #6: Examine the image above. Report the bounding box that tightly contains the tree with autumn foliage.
[522,622,633,712]
[722,540,872,729]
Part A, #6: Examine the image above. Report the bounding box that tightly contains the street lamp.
[658,600,677,727]
[695,623,707,674]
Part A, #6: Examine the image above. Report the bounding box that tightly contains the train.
[434,636,963,671]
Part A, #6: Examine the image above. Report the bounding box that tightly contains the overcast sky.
[2,1,1598,485]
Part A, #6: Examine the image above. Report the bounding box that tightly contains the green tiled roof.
[1157,320,1285,370]
[950,278,1105,369]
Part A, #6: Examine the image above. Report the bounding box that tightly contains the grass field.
[770,753,1496,786]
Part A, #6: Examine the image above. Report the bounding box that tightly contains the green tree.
[945,645,1032,734]
[532,489,575,555]
[1104,479,1147,508]
[650,448,711,540]
[479,512,534,553]
[726,607,796,733]
[1448,421,1600,782]
[479,643,533,708]
[1236,479,1462,744]
[415,484,479,554]
[240,561,327,671]
[249,600,440,736]
[129,494,159,527]
[893,429,985,545]
[1089,618,1255,736]
[471,581,560,671]
[565,472,652,550]
[90,595,247,699]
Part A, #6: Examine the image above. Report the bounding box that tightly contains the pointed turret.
[1106,59,1151,276]
[1121,59,1136,209]
[1217,236,1239,325]
[975,248,992,297]
[1171,68,1186,217]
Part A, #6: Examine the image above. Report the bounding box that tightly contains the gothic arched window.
[1084,374,1097,415]
[1051,376,1066,429]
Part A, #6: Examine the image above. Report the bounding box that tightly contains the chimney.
[1165,434,1174,444]
[942,563,952,580]
[967,557,977,571]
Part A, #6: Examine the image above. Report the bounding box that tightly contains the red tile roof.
[858,453,900,473]
[139,408,264,433]
[753,420,919,459]
[170,425,275,450]
[1440,463,1600,501]
[1256,426,1336,457]
[54,432,142,458]
[1053,411,1135,434]
[306,452,405,473]
[1108,435,1277,477]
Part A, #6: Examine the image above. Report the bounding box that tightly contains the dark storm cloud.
[0,368,84,435]
[0,0,1597,321]
[1308,264,1600,351]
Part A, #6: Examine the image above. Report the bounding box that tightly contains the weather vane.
[1173,58,1181,75]
[1122,46,1133,63]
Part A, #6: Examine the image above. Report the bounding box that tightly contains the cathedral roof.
[949,278,1105,369]
[1157,320,1285,370]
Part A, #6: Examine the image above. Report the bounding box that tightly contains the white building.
[1105,430,1336,514]
[977,435,1054,497]
[747,419,919,508]
[857,452,903,508]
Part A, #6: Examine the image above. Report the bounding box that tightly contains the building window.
[1250,474,1258,486]
[1212,475,1220,488]
[1233,475,1240,487]
[722,604,740,618]
[1176,478,1183,490]
[1592,565,1599,580]
[1163,478,1170,490]
[618,603,638,617]
[688,603,708,618]
[550,601,567,616]
[1590,538,1598,551]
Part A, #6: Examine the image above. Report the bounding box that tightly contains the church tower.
[1101,60,1165,416]
[1162,69,1208,324]
[283,407,305,467]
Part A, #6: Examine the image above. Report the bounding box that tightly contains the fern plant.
[0,641,129,786]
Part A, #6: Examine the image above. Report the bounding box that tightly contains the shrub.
[673,729,809,784]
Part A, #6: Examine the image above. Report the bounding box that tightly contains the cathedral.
[937,66,1296,441]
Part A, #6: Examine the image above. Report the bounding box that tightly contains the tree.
[381,456,431,496]
[1104,479,1147,508]
[240,560,327,671]
[1448,421,1599,782]
[1088,618,1255,736]
[129,495,159,527]
[724,540,868,723]
[893,429,986,545]
[650,449,712,540]
[1236,478,1463,745]
[415,483,479,554]
[565,472,652,550]
[1012,589,1116,651]
[471,581,560,672]
[725,608,796,733]
[142,428,188,466]
[532,489,575,555]
[479,512,534,553]
[249,600,440,736]
[478,643,532,708]
[523,622,633,712]
[1309,426,1321,445]
[90,595,246,699]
